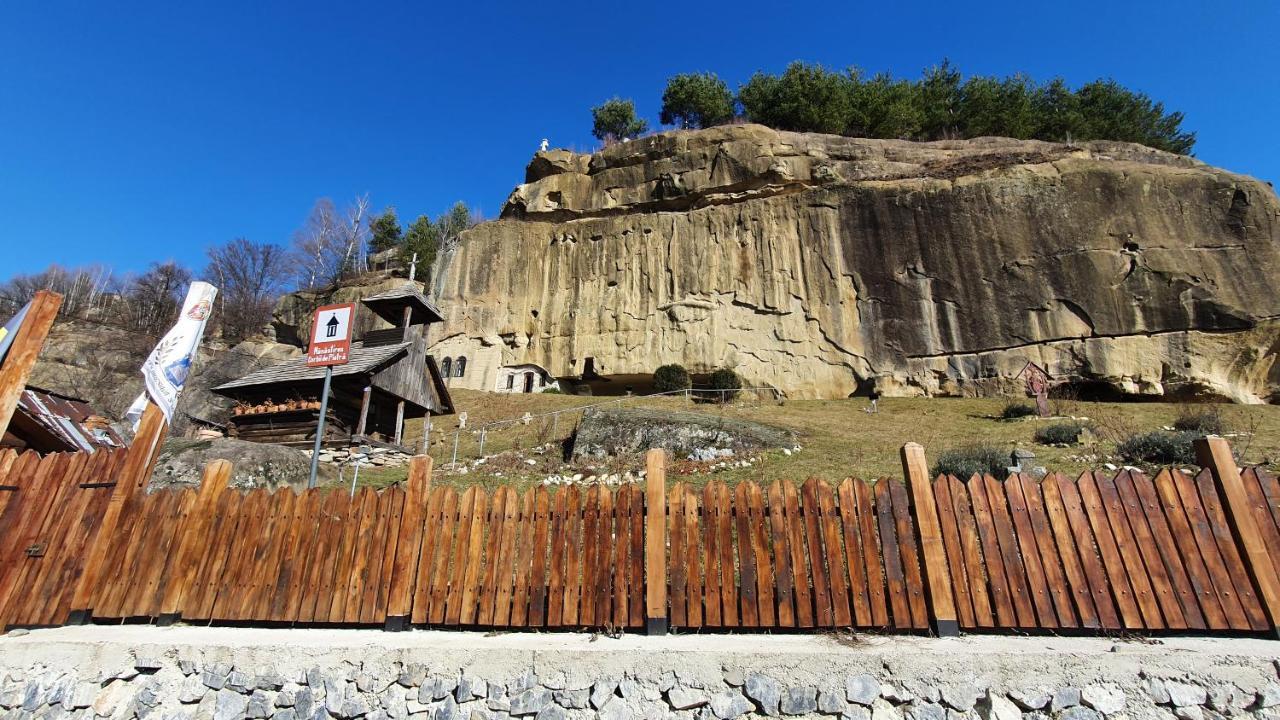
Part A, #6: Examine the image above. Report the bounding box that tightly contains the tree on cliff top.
[204,238,291,342]
[399,201,480,280]
[660,73,735,129]
[367,207,402,255]
[591,98,648,142]
[739,62,853,135]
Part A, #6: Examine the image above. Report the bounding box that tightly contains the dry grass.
[347,390,1280,491]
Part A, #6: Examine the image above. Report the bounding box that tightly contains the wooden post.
[157,459,232,625]
[0,290,62,440]
[644,448,668,635]
[68,401,168,622]
[385,455,432,630]
[901,442,959,637]
[1196,436,1280,638]
[394,400,406,445]
[355,386,372,436]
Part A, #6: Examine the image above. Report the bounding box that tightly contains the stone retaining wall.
[1,628,1278,720]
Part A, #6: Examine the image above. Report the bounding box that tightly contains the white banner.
[125,281,218,429]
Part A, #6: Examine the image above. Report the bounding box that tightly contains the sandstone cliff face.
[430,125,1280,402]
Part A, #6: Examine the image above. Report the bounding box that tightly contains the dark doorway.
[524,372,535,393]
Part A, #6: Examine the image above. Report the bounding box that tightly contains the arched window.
[441,357,452,378]
[455,356,467,377]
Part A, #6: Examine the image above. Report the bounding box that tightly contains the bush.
[1172,406,1227,435]
[1034,422,1085,446]
[708,368,742,402]
[1116,430,1197,466]
[653,364,692,393]
[1000,401,1037,420]
[932,444,1011,480]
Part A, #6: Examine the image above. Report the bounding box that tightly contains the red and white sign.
[306,303,355,367]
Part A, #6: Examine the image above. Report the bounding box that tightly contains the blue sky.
[2,1,1277,278]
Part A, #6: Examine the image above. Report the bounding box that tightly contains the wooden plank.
[644,449,666,632]
[889,479,928,629]
[338,488,379,623]
[444,486,477,625]
[747,482,775,627]
[34,456,122,624]
[930,475,973,628]
[1015,474,1077,628]
[508,488,536,627]
[734,482,759,627]
[683,486,702,628]
[312,491,353,623]
[1003,475,1057,628]
[160,460,231,618]
[784,480,813,628]
[388,456,431,622]
[407,486,444,625]
[837,479,872,627]
[528,487,551,627]
[363,489,401,624]
[966,474,1015,626]
[854,479,888,627]
[1198,438,1280,634]
[1150,469,1227,629]
[1245,468,1280,597]
[275,488,319,622]
[1093,471,1163,629]
[254,490,299,621]
[702,483,725,627]
[458,486,488,625]
[714,482,738,627]
[579,486,600,627]
[9,453,89,625]
[547,486,571,626]
[801,478,833,626]
[1193,468,1269,631]
[1171,468,1251,630]
[818,481,852,627]
[561,485,584,627]
[1051,473,1123,629]
[426,488,459,625]
[768,481,795,628]
[1077,472,1144,629]
[948,476,993,628]
[900,443,956,633]
[1112,470,1186,629]
[874,480,911,628]
[612,486,630,629]
[479,487,508,626]
[627,484,645,628]
[1129,471,1206,630]
[211,489,266,621]
[491,487,520,627]
[981,475,1036,628]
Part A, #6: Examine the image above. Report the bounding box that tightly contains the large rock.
[571,406,796,459]
[148,437,337,490]
[429,124,1280,402]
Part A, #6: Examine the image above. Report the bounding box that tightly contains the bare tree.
[0,264,117,321]
[205,238,291,342]
[291,195,372,289]
[120,261,193,337]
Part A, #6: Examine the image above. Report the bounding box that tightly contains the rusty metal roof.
[14,387,126,452]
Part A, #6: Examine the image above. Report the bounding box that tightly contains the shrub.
[653,364,692,393]
[1034,422,1085,446]
[1172,405,1227,435]
[708,368,742,402]
[932,444,1010,480]
[1116,430,1197,466]
[1000,401,1037,420]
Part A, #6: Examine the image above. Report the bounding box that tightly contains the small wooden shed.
[213,284,454,450]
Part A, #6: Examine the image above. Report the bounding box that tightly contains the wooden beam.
[394,400,405,445]
[1196,436,1280,638]
[901,442,959,636]
[645,448,667,635]
[0,290,62,440]
[355,386,372,436]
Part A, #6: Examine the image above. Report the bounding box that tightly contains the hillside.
[429,124,1280,403]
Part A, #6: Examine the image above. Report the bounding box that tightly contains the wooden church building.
[213,284,454,450]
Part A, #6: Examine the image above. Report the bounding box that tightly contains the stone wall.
[2,627,1279,720]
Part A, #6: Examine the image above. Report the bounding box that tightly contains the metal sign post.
[305,303,356,488]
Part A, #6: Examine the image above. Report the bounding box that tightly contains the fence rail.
[0,438,1278,638]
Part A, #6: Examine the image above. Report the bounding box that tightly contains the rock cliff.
[430,124,1280,402]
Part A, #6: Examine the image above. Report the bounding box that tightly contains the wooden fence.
[1,439,1279,637]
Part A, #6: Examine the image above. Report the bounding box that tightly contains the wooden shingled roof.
[212,341,411,392]
[360,283,444,325]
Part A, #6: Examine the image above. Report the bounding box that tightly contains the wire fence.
[426,386,785,470]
